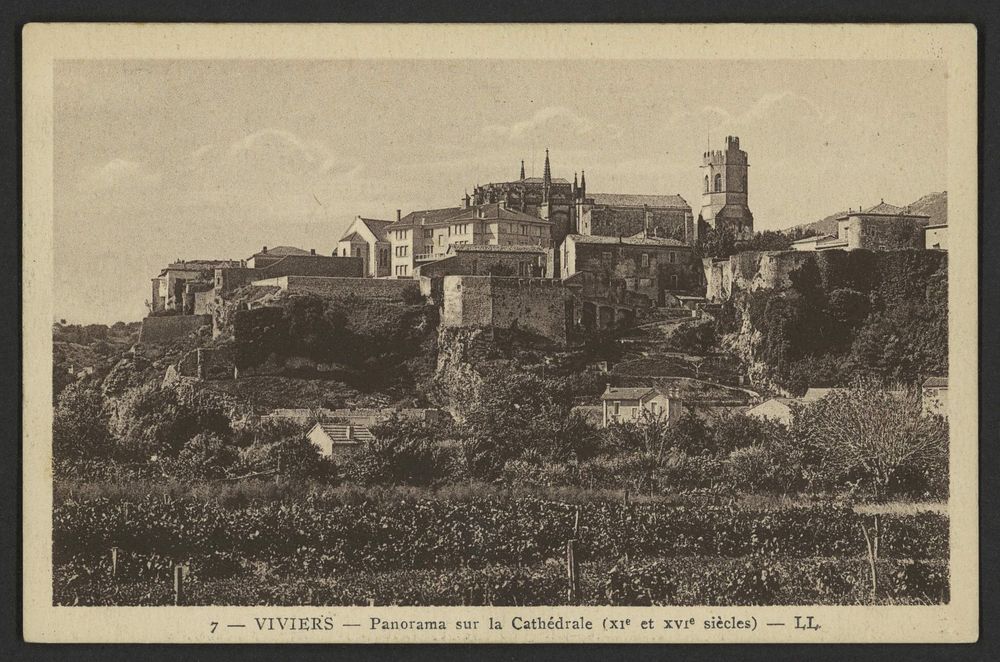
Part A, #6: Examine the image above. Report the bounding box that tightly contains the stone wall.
[588,206,692,242]
[415,251,546,278]
[251,276,420,302]
[138,314,211,345]
[441,276,567,344]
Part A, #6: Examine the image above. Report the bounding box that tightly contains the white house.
[745,397,797,425]
[337,216,394,278]
[600,385,684,428]
[306,421,374,458]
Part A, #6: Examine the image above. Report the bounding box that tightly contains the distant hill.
[786,191,947,237]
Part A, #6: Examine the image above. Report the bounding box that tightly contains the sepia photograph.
[22,23,979,643]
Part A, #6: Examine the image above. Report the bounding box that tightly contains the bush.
[346,417,448,486]
[53,383,111,461]
[727,446,775,493]
[668,319,718,354]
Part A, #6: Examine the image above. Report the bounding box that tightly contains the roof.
[602,386,654,401]
[590,193,690,209]
[449,243,547,255]
[801,388,841,401]
[311,422,374,444]
[750,397,797,408]
[568,233,688,248]
[257,254,361,277]
[339,231,365,243]
[254,246,312,257]
[160,259,243,275]
[390,206,464,229]
[359,217,392,242]
[836,201,930,220]
[791,234,830,244]
[445,203,551,224]
[923,376,948,388]
[515,176,570,185]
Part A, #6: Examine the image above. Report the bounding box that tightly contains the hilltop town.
[52,138,952,609]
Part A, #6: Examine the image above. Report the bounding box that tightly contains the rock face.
[432,327,488,422]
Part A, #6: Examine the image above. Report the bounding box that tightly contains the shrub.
[53,383,111,461]
[346,417,447,486]
[727,446,775,493]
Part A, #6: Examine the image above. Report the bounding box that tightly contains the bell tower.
[699,135,753,241]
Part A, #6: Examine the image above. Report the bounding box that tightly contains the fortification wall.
[252,276,419,301]
[441,276,567,344]
[138,314,211,345]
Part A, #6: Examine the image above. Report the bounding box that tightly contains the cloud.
[77,158,161,194]
[483,106,623,145]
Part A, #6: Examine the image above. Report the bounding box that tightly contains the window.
[438,235,444,246]
[704,175,709,193]
[714,173,722,192]
[424,229,433,238]
[671,274,679,288]
[669,252,676,263]
[395,265,408,276]
[614,402,620,415]
[641,253,649,267]
[521,225,529,235]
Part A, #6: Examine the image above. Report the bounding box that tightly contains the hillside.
[786,191,947,237]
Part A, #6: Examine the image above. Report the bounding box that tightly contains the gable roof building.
[337,216,394,277]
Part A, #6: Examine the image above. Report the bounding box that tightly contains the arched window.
[714,173,723,192]
[704,175,709,193]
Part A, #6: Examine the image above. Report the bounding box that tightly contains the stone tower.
[699,135,754,241]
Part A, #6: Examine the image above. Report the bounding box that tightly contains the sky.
[53,59,947,324]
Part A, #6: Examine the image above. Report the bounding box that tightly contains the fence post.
[174,564,186,606]
[565,540,579,604]
[275,457,282,485]
[111,547,119,579]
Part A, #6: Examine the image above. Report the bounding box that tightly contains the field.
[53,484,948,607]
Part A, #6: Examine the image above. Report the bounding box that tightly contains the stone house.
[600,385,684,428]
[150,259,244,314]
[387,202,554,278]
[560,233,701,305]
[415,244,550,279]
[337,216,393,277]
[792,201,930,252]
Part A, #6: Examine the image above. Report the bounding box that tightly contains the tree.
[798,378,948,601]
[348,416,445,486]
[53,382,111,460]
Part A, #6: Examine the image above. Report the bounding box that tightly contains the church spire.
[543,149,551,187]
[580,169,586,199]
[520,160,525,180]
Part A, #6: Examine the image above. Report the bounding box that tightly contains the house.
[792,201,930,252]
[745,398,798,425]
[924,223,948,250]
[600,385,684,428]
[415,243,550,279]
[150,259,244,313]
[307,421,375,458]
[560,233,701,305]
[921,376,949,418]
[337,216,394,277]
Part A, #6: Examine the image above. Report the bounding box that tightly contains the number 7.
[210,622,219,633]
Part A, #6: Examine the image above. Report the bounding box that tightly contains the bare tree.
[801,377,948,602]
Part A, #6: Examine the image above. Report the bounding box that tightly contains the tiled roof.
[314,422,374,444]
[837,201,930,219]
[923,376,948,388]
[257,255,359,277]
[450,244,547,254]
[446,203,551,224]
[602,386,654,401]
[517,176,570,185]
[340,231,365,243]
[161,259,243,275]
[590,193,690,209]
[391,206,464,228]
[360,218,392,242]
[258,246,312,256]
[568,233,688,247]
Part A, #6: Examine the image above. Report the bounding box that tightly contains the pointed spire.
[543,149,551,186]
[580,169,586,199]
[573,172,578,187]
[520,160,525,180]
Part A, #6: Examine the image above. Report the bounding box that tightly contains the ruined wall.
[441,276,567,344]
[251,276,420,302]
[706,251,818,301]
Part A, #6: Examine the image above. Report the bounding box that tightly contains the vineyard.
[53,494,949,606]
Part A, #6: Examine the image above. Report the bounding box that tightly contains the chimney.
[396,209,401,222]
[310,248,316,255]
[262,246,268,254]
